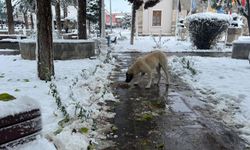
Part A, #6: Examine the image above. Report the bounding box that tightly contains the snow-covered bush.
[230,13,243,28]
[186,12,231,49]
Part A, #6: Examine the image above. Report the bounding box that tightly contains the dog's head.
[125,72,134,83]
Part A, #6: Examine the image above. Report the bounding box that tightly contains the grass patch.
[136,112,154,121]
[150,100,165,109]
[23,79,30,82]
[14,89,20,92]
[80,127,89,134]
[53,128,63,135]
[111,125,118,132]
[181,57,197,76]
[0,93,16,101]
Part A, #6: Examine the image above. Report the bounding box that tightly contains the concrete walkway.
[104,52,247,150]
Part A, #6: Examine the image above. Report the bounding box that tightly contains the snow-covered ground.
[169,56,250,142]
[1,28,250,149]
[112,29,231,53]
[0,49,116,149]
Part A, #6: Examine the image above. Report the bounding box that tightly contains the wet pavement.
[104,52,247,150]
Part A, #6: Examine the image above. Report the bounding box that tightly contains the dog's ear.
[125,72,133,83]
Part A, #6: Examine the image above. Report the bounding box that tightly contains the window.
[152,11,162,26]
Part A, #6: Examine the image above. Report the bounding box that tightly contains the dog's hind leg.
[145,72,153,89]
[161,63,170,85]
[156,65,161,86]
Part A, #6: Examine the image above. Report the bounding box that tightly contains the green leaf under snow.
[0,93,16,101]
[80,127,89,134]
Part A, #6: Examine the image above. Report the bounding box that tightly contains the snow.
[64,6,77,21]
[0,96,40,118]
[0,48,116,149]
[238,36,250,41]
[1,26,250,148]
[186,12,231,23]
[12,136,56,150]
[19,39,95,43]
[233,36,250,44]
[168,56,250,142]
[0,39,21,42]
[113,29,231,52]
[52,6,77,21]
[0,49,18,51]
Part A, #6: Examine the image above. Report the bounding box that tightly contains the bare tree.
[14,0,35,30]
[128,0,143,45]
[98,0,102,36]
[36,0,54,81]
[55,0,62,33]
[30,13,34,29]
[5,0,14,34]
[78,0,87,39]
[23,10,28,29]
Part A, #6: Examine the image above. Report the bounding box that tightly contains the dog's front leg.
[145,72,153,89]
[134,73,145,85]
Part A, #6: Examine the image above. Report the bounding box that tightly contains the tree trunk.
[247,18,250,36]
[23,11,29,29]
[63,4,68,18]
[77,0,87,39]
[98,0,102,37]
[130,3,136,45]
[5,0,14,34]
[88,20,91,35]
[55,0,62,33]
[30,13,34,29]
[247,0,250,35]
[36,0,54,81]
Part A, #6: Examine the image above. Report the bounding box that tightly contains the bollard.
[106,35,111,47]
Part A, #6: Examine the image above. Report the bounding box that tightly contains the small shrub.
[181,57,197,76]
[186,12,230,49]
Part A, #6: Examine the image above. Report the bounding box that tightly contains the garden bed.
[19,39,95,60]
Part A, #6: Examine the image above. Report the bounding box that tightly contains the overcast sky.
[104,0,131,13]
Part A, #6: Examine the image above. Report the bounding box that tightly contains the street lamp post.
[101,0,105,37]
[110,0,112,33]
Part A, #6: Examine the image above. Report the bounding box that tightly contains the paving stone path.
[104,52,247,150]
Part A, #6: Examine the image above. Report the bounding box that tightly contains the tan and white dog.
[125,50,170,88]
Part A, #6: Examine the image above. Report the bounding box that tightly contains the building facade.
[136,0,174,35]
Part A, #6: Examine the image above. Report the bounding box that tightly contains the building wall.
[137,0,173,35]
